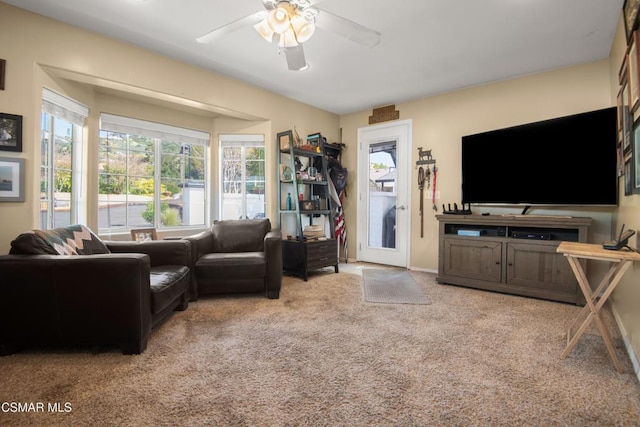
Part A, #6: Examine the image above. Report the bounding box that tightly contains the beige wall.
[340,60,616,271]
[609,16,640,374]
[0,2,339,251]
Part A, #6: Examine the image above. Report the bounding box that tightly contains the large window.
[40,89,88,229]
[220,135,265,220]
[98,114,209,233]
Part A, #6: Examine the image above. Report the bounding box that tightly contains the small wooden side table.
[557,241,640,373]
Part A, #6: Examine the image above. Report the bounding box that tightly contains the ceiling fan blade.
[196,11,267,44]
[285,45,307,71]
[315,9,381,48]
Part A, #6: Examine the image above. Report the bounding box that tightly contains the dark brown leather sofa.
[0,225,191,355]
[185,219,282,300]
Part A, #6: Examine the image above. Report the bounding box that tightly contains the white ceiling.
[4,0,624,115]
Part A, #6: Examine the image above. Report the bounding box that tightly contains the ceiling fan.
[196,0,382,71]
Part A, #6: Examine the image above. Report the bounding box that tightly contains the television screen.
[461,107,618,206]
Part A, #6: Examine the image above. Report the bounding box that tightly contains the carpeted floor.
[362,268,431,304]
[1,269,639,426]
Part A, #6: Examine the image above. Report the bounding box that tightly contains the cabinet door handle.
[495,261,500,265]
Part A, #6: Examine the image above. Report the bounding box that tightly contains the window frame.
[98,114,210,234]
[219,134,266,221]
[39,89,88,229]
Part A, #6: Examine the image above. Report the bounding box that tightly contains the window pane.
[99,117,208,232]
[160,178,184,227]
[245,147,265,219]
[100,130,127,150]
[179,180,205,226]
[41,112,77,229]
[40,201,49,228]
[161,154,182,180]
[222,147,242,219]
[220,144,265,220]
[98,172,127,229]
[127,199,152,228]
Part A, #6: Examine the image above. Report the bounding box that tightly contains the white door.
[357,120,412,267]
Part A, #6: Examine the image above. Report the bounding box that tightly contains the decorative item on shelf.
[307,132,323,147]
[441,203,472,215]
[130,228,158,242]
[293,127,303,147]
[281,165,293,181]
[278,130,293,151]
[286,192,293,210]
[303,224,324,240]
[300,199,319,211]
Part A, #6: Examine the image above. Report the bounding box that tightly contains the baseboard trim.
[409,266,438,274]
[610,304,640,381]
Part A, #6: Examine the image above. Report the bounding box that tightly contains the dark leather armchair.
[0,225,191,355]
[185,219,282,299]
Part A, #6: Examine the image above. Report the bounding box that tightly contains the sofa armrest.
[106,240,191,267]
[183,230,214,260]
[0,254,152,353]
[264,229,283,298]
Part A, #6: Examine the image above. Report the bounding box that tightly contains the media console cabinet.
[436,215,592,305]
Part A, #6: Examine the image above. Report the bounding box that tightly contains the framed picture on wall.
[621,79,633,153]
[624,0,640,42]
[0,112,22,152]
[0,59,5,91]
[618,140,625,177]
[629,32,640,111]
[634,119,640,191]
[0,157,25,202]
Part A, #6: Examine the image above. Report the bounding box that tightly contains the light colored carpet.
[1,270,639,426]
[362,268,431,305]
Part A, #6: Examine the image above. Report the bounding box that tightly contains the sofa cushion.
[211,219,271,253]
[150,265,189,314]
[10,224,110,255]
[196,252,266,279]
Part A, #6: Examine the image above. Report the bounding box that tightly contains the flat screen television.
[461,107,618,206]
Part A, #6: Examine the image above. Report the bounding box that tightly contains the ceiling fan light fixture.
[254,19,275,42]
[290,14,315,43]
[278,28,299,48]
[267,6,291,34]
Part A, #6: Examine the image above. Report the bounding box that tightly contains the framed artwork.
[130,228,158,241]
[629,32,640,111]
[624,0,640,42]
[618,141,625,177]
[0,59,5,91]
[0,112,22,152]
[634,119,640,191]
[0,157,25,202]
[277,130,293,151]
[621,79,633,153]
[625,153,634,195]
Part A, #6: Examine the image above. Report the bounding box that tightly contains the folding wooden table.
[556,241,640,373]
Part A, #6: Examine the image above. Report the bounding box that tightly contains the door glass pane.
[244,147,265,219]
[368,141,397,249]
